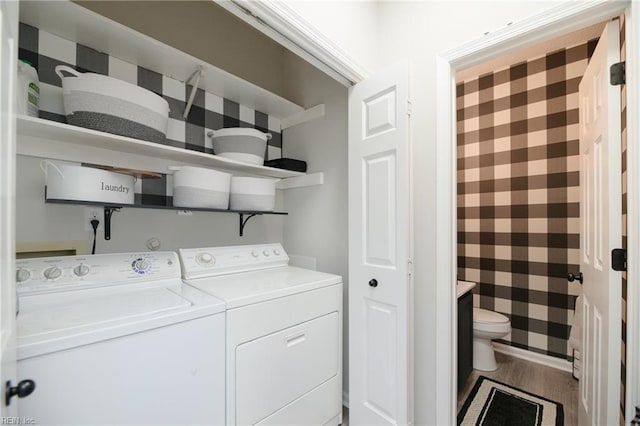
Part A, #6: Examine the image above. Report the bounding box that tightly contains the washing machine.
[179,243,343,426]
[15,251,226,425]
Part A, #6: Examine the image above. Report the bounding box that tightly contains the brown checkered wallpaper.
[456,38,598,361]
[619,13,628,426]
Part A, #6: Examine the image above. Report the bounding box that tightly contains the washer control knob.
[273,249,280,256]
[43,266,62,280]
[73,264,90,277]
[251,251,259,258]
[16,268,31,283]
[196,252,215,266]
[263,250,270,257]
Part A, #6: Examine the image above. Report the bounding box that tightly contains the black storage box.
[264,158,307,172]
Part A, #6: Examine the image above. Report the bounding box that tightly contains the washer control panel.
[179,244,289,279]
[16,251,180,295]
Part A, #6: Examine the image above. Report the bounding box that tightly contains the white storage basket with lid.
[208,128,272,166]
[229,177,276,211]
[41,160,135,205]
[170,166,232,209]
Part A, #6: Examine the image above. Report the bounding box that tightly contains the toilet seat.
[473,308,511,333]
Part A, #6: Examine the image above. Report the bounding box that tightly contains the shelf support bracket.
[183,66,205,120]
[104,207,121,241]
[238,213,258,237]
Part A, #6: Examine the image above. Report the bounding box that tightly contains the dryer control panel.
[16,251,181,295]
[179,244,289,279]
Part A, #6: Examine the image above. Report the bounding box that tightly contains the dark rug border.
[457,376,564,426]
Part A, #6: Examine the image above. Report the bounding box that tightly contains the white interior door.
[348,61,411,425]
[578,20,622,426]
[0,0,19,418]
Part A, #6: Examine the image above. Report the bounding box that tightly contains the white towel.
[569,293,583,350]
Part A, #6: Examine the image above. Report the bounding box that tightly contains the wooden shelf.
[19,0,304,120]
[17,116,304,179]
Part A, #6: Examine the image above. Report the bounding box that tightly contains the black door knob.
[369,279,378,288]
[567,272,584,284]
[5,379,35,405]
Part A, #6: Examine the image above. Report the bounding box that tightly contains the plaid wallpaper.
[456,38,598,361]
[17,22,283,162]
[619,14,628,426]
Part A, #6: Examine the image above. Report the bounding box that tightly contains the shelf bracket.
[238,213,258,237]
[183,66,205,120]
[104,206,121,241]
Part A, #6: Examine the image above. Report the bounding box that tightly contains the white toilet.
[473,308,511,371]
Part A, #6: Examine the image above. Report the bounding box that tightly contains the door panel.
[364,152,397,267]
[363,88,397,138]
[578,20,622,426]
[349,62,411,425]
[364,300,397,421]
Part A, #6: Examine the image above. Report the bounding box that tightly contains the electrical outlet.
[84,207,104,232]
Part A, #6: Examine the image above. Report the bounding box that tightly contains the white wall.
[16,155,284,253]
[282,0,379,74]
[281,50,349,395]
[371,1,564,424]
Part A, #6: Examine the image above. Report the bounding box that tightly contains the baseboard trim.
[342,391,349,408]
[493,342,573,373]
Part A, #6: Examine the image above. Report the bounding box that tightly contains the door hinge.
[407,258,413,277]
[611,248,627,272]
[407,100,412,117]
[610,62,625,86]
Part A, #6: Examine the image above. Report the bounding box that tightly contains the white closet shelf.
[16,116,305,179]
[19,0,304,120]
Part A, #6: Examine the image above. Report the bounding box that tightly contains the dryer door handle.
[285,332,307,347]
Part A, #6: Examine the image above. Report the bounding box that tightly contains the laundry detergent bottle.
[17,59,40,117]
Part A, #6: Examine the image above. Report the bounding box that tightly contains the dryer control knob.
[251,251,259,258]
[263,250,270,257]
[73,264,90,277]
[273,249,280,256]
[196,253,215,266]
[16,268,31,283]
[43,266,62,280]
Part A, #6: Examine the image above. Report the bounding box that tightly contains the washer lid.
[184,266,342,309]
[473,308,510,324]
[17,281,225,359]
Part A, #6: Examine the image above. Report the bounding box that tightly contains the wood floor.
[457,352,579,425]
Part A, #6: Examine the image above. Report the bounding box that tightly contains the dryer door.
[235,312,339,424]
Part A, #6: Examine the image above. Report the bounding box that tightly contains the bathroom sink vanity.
[457,281,475,390]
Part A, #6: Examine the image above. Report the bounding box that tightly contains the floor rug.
[458,376,564,425]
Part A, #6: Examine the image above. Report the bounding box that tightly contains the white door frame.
[436,1,637,425]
